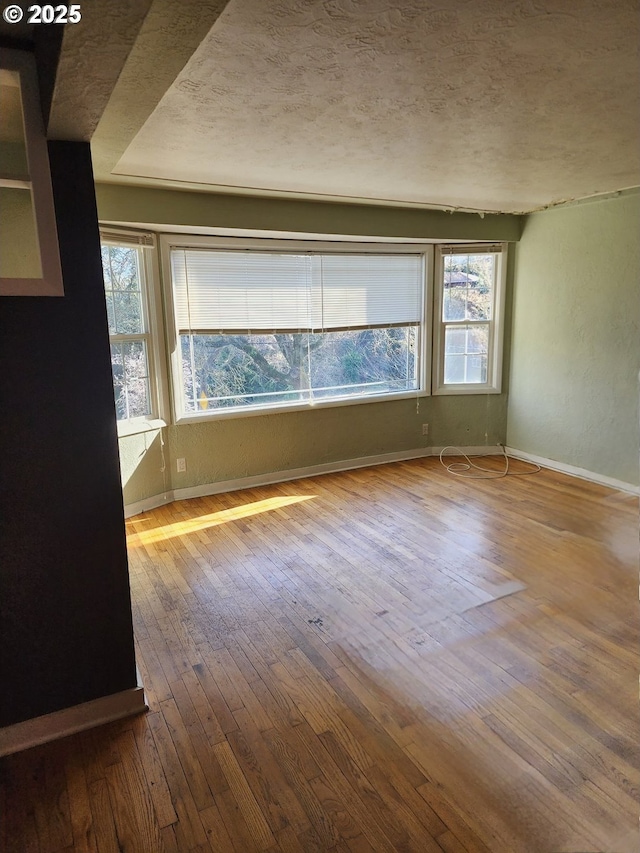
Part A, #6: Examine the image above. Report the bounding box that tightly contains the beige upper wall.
[507,190,640,486]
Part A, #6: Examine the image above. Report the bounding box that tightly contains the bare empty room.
[0,2,638,852]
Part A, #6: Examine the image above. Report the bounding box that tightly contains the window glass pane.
[443,253,494,322]
[467,355,488,384]
[444,327,466,354]
[110,342,126,420]
[467,325,488,353]
[110,339,151,420]
[101,245,145,335]
[113,290,143,335]
[444,324,489,384]
[444,353,488,384]
[443,255,468,321]
[180,327,417,413]
[444,353,465,384]
[105,291,116,335]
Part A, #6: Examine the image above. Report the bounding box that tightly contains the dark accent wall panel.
[0,141,137,727]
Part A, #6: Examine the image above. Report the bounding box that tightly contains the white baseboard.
[124,446,638,515]
[124,445,505,517]
[124,491,174,519]
[432,445,504,457]
[172,446,435,502]
[504,446,639,495]
[0,679,148,757]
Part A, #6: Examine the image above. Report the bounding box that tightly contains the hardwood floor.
[1,457,638,852]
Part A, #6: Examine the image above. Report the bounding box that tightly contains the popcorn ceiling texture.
[48,0,155,141]
[113,0,639,212]
[90,0,231,176]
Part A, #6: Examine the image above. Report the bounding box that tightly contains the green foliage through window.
[441,252,496,386]
[101,244,152,421]
[181,328,417,412]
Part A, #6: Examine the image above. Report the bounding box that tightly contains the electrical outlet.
[176,457,186,472]
[422,423,429,437]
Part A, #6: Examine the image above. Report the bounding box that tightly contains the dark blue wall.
[0,141,137,726]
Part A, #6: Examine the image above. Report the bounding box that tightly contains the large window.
[165,239,428,418]
[100,236,508,427]
[433,244,506,394]
[101,233,166,431]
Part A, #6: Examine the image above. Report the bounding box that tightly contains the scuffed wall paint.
[507,191,640,485]
[120,393,508,506]
[119,428,166,505]
[167,394,506,490]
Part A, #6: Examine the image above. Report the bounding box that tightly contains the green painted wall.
[98,183,519,507]
[169,393,507,489]
[121,393,509,507]
[507,190,640,486]
[96,183,522,242]
[119,428,167,504]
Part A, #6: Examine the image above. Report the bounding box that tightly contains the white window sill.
[116,418,167,437]
[433,385,502,396]
[174,389,428,424]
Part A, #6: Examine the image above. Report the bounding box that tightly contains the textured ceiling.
[47,0,155,141]
[95,0,639,213]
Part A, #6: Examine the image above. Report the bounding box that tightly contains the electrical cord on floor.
[439,443,541,479]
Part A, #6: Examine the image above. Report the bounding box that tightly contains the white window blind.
[439,244,503,255]
[171,249,423,335]
[318,254,423,331]
[101,229,154,247]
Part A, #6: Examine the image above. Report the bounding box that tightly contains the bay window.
[101,235,508,427]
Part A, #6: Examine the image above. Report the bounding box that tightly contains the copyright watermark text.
[2,4,82,24]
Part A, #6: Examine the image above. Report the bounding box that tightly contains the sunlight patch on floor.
[128,494,315,545]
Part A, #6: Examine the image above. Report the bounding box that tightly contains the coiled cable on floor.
[439,444,541,480]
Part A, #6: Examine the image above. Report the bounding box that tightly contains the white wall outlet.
[422,423,429,436]
[176,457,186,472]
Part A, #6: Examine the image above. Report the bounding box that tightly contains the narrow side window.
[100,233,167,433]
[433,244,507,395]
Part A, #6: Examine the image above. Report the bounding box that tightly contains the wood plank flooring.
[1,457,638,852]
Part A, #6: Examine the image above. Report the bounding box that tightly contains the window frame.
[432,243,507,395]
[0,49,63,296]
[159,234,433,423]
[100,229,169,436]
